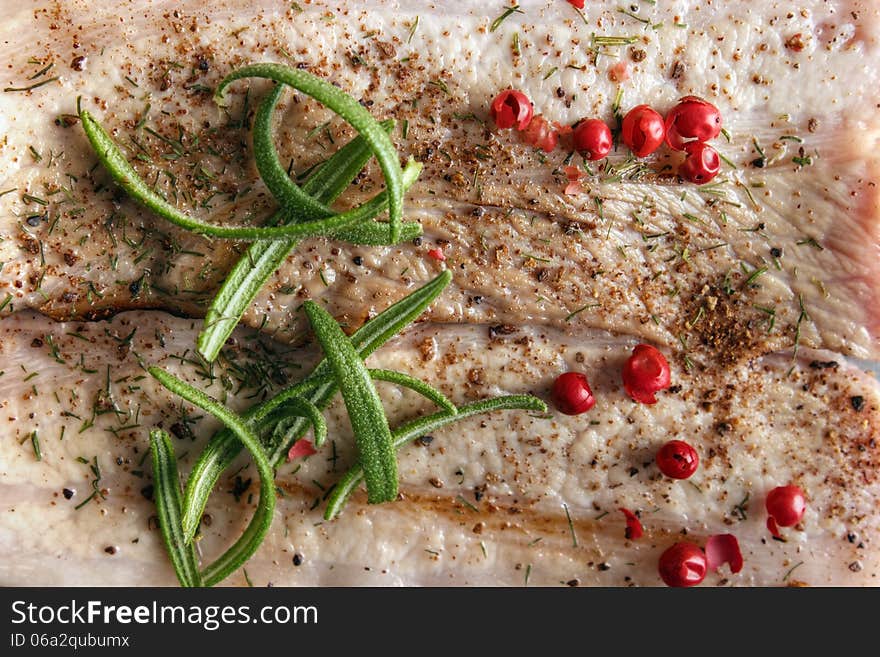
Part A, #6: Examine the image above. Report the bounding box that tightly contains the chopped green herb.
[754,305,777,332]
[717,150,737,169]
[563,503,578,548]
[490,4,523,33]
[733,493,750,521]
[591,35,639,46]
[31,431,41,461]
[796,236,824,251]
[744,266,767,287]
[783,561,804,581]
[429,79,450,95]
[793,293,810,359]
[3,76,59,93]
[565,304,599,322]
[22,193,48,206]
[27,62,54,80]
[618,8,650,25]
[687,306,704,329]
[456,495,479,512]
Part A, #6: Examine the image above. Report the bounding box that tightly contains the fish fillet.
[0,0,879,586]
[0,0,878,360]
[0,310,878,586]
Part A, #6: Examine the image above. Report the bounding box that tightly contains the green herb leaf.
[180,272,452,542]
[79,107,419,241]
[367,369,456,413]
[303,300,398,504]
[215,63,406,243]
[148,368,276,586]
[149,430,202,587]
[324,395,547,519]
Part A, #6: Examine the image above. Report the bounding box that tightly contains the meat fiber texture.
[0,0,878,586]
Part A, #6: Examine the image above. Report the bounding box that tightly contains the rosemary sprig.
[303,300,399,504]
[149,430,202,587]
[366,369,456,413]
[197,86,421,361]
[79,108,420,240]
[323,395,546,519]
[215,63,406,243]
[149,367,282,587]
[181,272,452,542]
[152,270,544,583]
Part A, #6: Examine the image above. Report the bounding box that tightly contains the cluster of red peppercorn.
[489,90,565,153]
[551,343,672,415]
[489,90,723,184]
[659,484,807,587]
[549,344,807,586]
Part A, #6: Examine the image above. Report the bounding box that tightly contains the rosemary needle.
[148,367,284,586]
[215,63,406,243]
[149,430,202,587]
[181,272,453,542]
[79,108,420,241]
[324,395,546,519]
[303,300,399,504]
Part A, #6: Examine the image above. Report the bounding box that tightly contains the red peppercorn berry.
[572,119,612,161]
[658,542,707,587]
[489,90,534,131]
[288,438,317,461]
[621,344,671,404]
[551,372,596,415]
[620,508,644,540]
[766,485,806,528]
[678,141,721,184]
[427,247,446,261]
[705,533,744,574]
[656,440,699,479]
[664,96,723,151]
[620,105,665,157]
[522,114,560,153]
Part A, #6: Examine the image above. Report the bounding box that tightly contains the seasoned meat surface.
[1,311,877,585]
[0,0,878,586]
[1,0,878,361]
